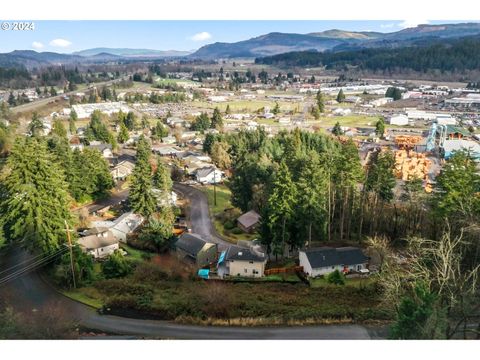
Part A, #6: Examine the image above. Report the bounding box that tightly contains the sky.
[0,20,473,53]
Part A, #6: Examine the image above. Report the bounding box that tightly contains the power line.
[0,248,62,276]
[0,246,69,286]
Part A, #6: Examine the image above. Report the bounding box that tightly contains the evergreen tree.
[375,118,386,137]
[316,90,325,113]
[69,118,76,135]
[211,107,224,130]
[434,150,480,222]
[272,102,280,115]
[153,158,172,192]
[225,104,231,115]
[262,161,297,256]
[52,118,67,139]
[128,136,156,217]
[210,141,232,170]
[28,112,44,137]
[151,120,168,140]
[117,122,129,144]
[390,282,438,339]
[332,122,343,136]
[336,89,345,103]
[191,112,211,132]
[7,92,16,107]
[310,105,320,120]
[365,150,396,202]
[1,138,73,253]
[69,148,114,201]
[294,151,329,245]
[69,108,78,122]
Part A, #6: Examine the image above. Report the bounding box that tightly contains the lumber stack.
[395,135,423,149]
[394,150,432,181]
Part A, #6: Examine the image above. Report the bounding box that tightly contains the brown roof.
[237,210,261,229]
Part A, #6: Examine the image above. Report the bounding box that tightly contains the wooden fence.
[264,266,303,276]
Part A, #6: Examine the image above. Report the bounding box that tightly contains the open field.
[313,115,381,127]
[189,99,305,113]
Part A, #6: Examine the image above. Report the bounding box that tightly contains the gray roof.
[225,245,266,262]
[175,233,212,257]
[77,230,117,250]
[302,247,369,269]
[237,210,261,229]
[195,166,220,179]
[88,143,112,152]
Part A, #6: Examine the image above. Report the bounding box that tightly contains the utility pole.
[213,169,217,206]
[65,220,76,289]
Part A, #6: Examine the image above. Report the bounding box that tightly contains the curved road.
[173,183,231,251]
[0,184,380,339]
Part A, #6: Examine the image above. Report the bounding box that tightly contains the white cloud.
[31,41,44,50]
[190,32,212,42]
[49,38,72,48]
[398,19,429,29]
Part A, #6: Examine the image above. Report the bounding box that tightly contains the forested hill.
[255,37,480,74]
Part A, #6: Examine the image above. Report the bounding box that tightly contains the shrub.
[326,270,346,285]
[231,227,243,235]
[223,220,235,230]
[132,262,169,283]
[101,251,133,279]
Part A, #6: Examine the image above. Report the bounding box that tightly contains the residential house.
[175,233,218,267]
[77,228,119,259]
[88,142,113,158]
[217,245,267,278]
[237,210,261,233]
[91,212,144,243]
[299,247,369,277]
[110,160,135,181]
[195,166,224,184]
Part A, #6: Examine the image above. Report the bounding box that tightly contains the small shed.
[237,210,261,233]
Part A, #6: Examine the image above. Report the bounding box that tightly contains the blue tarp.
[217,251,226,267]
[198,269,210,279]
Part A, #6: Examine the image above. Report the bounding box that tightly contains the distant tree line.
[255,37,480,75]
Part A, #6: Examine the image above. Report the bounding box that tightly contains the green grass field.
[190,99,303,113]
[315,115,380,127]
[61,287,104,309]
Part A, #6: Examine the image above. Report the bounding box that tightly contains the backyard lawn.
[198,184,257,242]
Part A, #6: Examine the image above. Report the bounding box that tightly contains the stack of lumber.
[394,150,432,181]
[395,135,423,149]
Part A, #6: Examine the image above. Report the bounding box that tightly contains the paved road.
[173,183,232,251]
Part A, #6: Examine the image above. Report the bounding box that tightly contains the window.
[253,270,258,274]
[249,261,254,264]
[244,269,248,273]
[332,266,334,269]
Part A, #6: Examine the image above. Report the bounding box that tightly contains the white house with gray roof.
[217,245,267,278]
[91,212,144,243]
[299,247,369,277]
[195,167,224,184]
[77,228,119,259]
